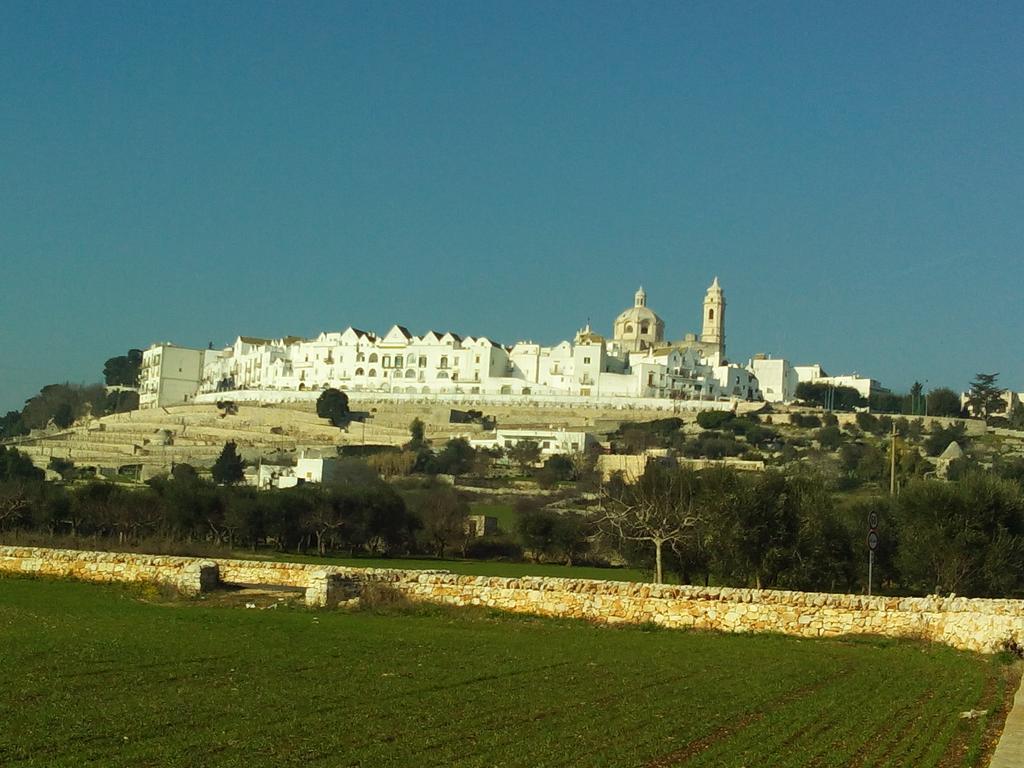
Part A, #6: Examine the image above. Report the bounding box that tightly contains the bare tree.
[0,488,30,530]
[598,464,701,584]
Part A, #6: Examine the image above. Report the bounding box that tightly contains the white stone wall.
[3,545,1023,654]
[194,388,739,412]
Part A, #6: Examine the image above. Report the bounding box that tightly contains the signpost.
[867,513,879,596]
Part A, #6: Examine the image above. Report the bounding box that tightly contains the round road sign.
[868,512,879,530]
[867,530,879,551]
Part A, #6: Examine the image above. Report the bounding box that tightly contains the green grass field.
[468,501,519,533]
[0,577,1016,768]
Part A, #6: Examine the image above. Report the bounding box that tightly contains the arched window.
[708,309,714,320]
[440,356,449,369]
[368,353,378,363]
[624,324,633,334]
[437,371,449,379]
[640,322,649,334]
[407,354,416,366]
[405,369,416,379]
[368,369,377,377]
[355,367,364,376]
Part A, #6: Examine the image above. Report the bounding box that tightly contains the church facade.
[139,278,759,408]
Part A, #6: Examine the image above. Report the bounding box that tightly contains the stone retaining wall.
[2,546,1022,653]
[0,547,218,596]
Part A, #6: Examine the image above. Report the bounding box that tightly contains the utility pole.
[889,421,897,496]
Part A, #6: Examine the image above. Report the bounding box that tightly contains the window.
[475,355,480,363]
[437,371,449,379]
[368,369,377,377]
[382,355,391,367]
[583,357,591,364]
[407,354,416,366]
[624,323,633,333]
[368,353,378,363]
[357,353,365,362]
[709,309,715,320]
[440,356,448,369]
[418,356,427,368]
[640,322,649,334]
[405,369,415,379]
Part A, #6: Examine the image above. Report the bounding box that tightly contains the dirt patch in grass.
[191,585,305,610]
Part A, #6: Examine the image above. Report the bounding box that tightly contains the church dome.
[613,287,665,351]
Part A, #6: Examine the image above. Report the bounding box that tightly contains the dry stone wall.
[2,546,1022,654]
[0,546,218,596]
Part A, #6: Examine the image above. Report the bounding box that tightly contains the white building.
[139,344,212,409]
[748,355,799,403]
[794,364,886,401]
[714,364,762,401]
[139,279,761,409]
[253,455,345,489]
[469,428,597,457]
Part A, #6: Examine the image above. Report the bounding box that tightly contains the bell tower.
[701,276,725,357]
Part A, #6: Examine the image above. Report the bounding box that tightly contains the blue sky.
[2,1,1022,411]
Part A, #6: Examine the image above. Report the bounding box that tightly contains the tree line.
[798,372,1024,429]
[2,441,1022,598]
[1,349,143,438]
[599,461,1024,597]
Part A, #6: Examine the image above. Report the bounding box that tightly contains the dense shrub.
[464,535,523,561]
[814,426,843,451]
[681,432,743,459]
[923,422,968,457]
[790,413,821,429]
[316,388,350,427]
[696,411,735,430]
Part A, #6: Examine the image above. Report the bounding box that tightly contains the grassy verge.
[0,577,1017,768]
[468,501,518,533]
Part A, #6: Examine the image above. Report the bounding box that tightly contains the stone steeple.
[700,276,725,357]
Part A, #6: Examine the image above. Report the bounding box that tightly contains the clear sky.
[2,1,1022,412]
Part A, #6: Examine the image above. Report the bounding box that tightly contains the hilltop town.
[137,279,883,410]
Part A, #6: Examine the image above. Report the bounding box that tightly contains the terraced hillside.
[5,404,413,479]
